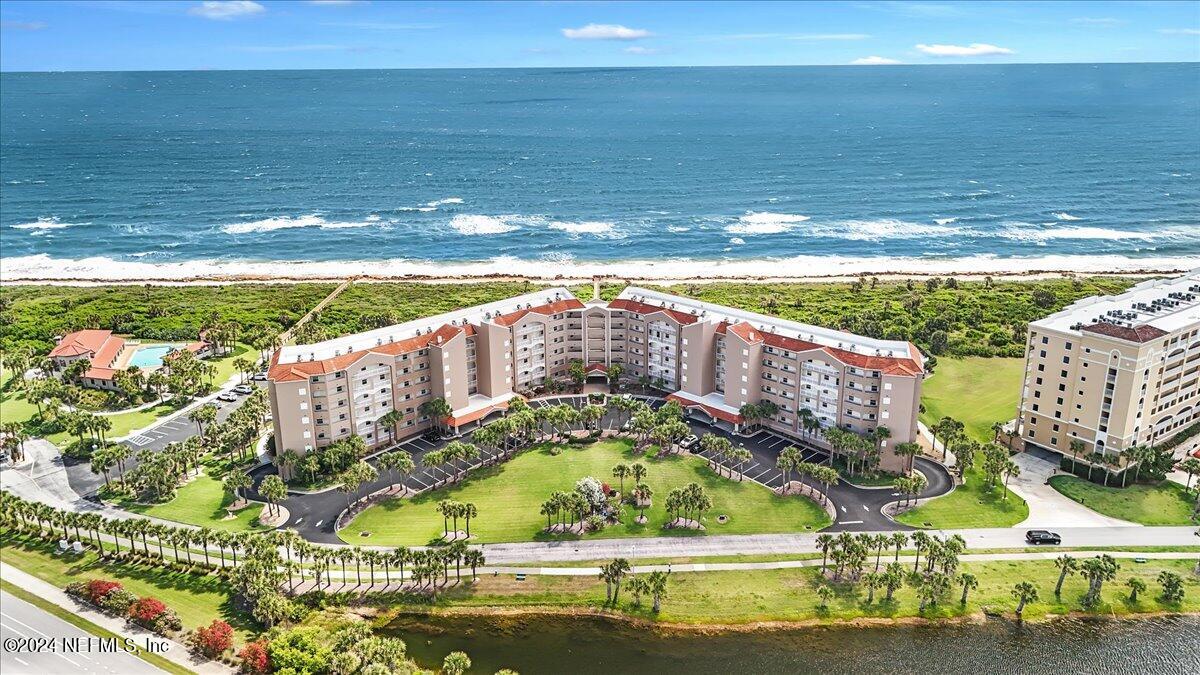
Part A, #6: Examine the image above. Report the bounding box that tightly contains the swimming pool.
[127,345,181,368]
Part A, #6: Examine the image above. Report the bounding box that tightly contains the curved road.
[248,394,954,544]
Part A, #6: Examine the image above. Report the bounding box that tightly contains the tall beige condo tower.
[1016,269,1200,458]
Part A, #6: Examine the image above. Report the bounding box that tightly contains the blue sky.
[1,1,1198,71]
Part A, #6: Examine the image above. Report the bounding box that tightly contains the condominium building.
[267,286,925,471]
[1016,269,1200,458]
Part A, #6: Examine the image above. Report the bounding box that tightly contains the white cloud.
[851,56,902,65]
[1071,17,1122,26]
[188,1,265,20]
[624,46,658,55]
[0,20,47,31]
[562,24,651,41]
[915,42,1013,57]
[1158,28,1200,35]
[788,33,871,41]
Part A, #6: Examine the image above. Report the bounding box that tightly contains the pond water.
[383,612,1200,674]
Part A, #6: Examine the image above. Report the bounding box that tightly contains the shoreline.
[379,604,1200,635]
[1,253,1196,286]
[0,266,1191,288]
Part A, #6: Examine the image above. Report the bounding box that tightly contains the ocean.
[1,64,1197,280]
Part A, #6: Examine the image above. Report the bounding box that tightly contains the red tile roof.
[50,330,114,358]
[493,299,586,327]
[716,322,923,376]
[607,299,700,325]
[1080,322,1169,343]
[447,397,520,426]
[585,362,609,373]
[666,393,743,424]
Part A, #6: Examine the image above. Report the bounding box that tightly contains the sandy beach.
[1,253,1195,286]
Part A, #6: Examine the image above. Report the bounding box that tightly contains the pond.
[383,612,1200,674]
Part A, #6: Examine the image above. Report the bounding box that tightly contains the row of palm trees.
[699,434,753,480]
[775,447,840,505]
[598,558,670,612]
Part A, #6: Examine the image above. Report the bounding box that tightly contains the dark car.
[423,428,442,441]
[1025,530,1061,545]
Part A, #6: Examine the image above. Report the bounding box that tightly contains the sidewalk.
[0,561,232,675]
[295,549,1200,593]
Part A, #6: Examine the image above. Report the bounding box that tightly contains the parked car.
[620,420,634,433]
[1025,530,1061,545]
[423,428,442,441]
[679,434,699,450]
[217,392,238,402]
[233,384,255,395]
[251,372,267,381]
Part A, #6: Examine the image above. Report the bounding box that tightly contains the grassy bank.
[115,473,268,532]
[0,531,257,641]
[1049,476,1198,526]
[341,438,831,545]
[368,558,1199,626]
[896,446,1029,528]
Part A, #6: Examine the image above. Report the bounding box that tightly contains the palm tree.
[647,570,670,613]
[1011,581,1039,618]
[958,572,978,605]
[1053,554,1077,597]
[816,533,834,572]
[611,463,631,494]
[1068,438,1086,474]
[1126,577,1146,602]
[463,502,478,538]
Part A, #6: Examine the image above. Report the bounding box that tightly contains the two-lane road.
[0,591,163,675]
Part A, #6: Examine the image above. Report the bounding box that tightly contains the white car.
[217,392,238,402]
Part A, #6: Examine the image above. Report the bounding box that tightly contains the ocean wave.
[726,211,810,235]
[221,214,378,234]
[729,237,746,245]
[547,220,616,235]
[807,219,963,242]
[4,253,1196,283]
[1053,212,1083,221]
[999,224,1170,243]
[11,217,74,231]
[934,217,957,225]
[426,197,464,208]
[449,214,522,235]
[667,226,691,233]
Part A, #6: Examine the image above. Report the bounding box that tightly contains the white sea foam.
[4,253,1196,283]
[425,197,464,208]
[221,214,377,234]
[999,224,1167,243]
[933,217,957,225]
[667,226,691,233]
[1053,212,1083,221]
[11,217,73,231]
[449,214,522,235]
[807,219,963,242]
[729,237,746,245]
[726,212,810,235]
[547,220,615,235]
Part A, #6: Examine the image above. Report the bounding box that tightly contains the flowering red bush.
[86,579,123,604]
[192,619,234,657]
[602,482,613,494]
[129,597,168,624]
[238,639,270,674]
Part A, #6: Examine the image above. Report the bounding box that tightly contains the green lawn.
[116,472,269,532]
[209,343,256,385]
[920,356,1025,442]
[0,382,39,425]
[1049,476,1198,526]
[341,439,832,546]
[896,446,1029,529]
[374,558,1199,625]
[0,531,258,641]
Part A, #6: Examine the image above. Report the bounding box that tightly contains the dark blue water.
[1,65,1198,278]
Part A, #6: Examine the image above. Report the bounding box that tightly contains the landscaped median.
[1048,475,1198,526]
[114,472,269,532]
[339,438,833,546]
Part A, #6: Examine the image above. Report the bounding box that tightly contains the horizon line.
[2,60,1198,75]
